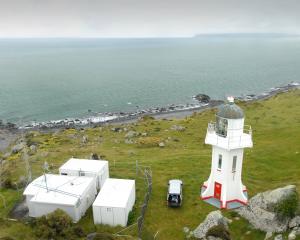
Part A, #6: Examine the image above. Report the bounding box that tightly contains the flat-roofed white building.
[23,174,97,222]
[93,178,135,227]
[59,158,109,189]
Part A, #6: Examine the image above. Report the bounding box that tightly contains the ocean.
[0,37,299,124]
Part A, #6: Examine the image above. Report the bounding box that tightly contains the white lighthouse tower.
[201,97,253,209]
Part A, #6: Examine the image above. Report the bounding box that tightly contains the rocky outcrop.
[235,185,298,233]
[194,94,211,103]
[193,210,230,239]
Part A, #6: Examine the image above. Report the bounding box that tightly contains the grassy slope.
[0,89,300,240]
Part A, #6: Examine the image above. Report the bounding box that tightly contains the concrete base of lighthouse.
[200,185,248,209]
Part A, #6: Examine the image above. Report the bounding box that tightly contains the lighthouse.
[201,96,253,209]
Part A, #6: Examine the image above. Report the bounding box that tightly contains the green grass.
[1,89,300,240]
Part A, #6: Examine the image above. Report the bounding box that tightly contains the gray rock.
[170,125,186,131]
[289,216,300,229]
[125,131,138,138]
[29,145,37,153]
[125,139,134,144]
[265,232,273,240]
[159,142,165,147]
[82,135,88,144]
[288,231,296,240]
[293,227,300,235]
[235,185,297,233]
[206,237,223,240]
[274,234,283,240]
[183,227,190,233]
[3,152,11,159]
[11,142,25,154]
[194,94,211,103]
[193,210,230,239]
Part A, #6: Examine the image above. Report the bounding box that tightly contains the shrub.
[137,137,161,147]
[140,115,154,121]
[274,191,299,220]
[205,225,231,240]
[93,233,115,240]
[32,209,81,240]
[127,206,137,226]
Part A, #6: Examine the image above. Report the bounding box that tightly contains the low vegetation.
[0,89,300,239]
[274,191,299,221]
[205,225,231,240]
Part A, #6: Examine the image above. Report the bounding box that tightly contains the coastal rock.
[193,210,230,239]
[235,185,297,233]
[289,216,300,229]
[170,125,186,131]
[194,94,211,103]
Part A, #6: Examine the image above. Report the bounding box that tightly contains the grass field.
[0,89,300,240]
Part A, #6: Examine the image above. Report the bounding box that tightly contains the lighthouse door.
[214,182,222,200]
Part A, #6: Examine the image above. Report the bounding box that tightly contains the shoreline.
[1,82,300,132]
[0,82,299,152]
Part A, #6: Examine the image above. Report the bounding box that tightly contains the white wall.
[93,183,135,227]
[28,177,97,222]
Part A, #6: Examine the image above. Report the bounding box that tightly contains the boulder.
[194,94,211,103]
[11,143,25,154]
[193,210,230,239]
[235,185,297,233]
[289,216,300,229]
[264,232,273,240]
[125,139,134,144]
[274,234,283,240]
[29,145,37,153]
[170,125,186,131]
[125,131,138,138]
[82,135,88,144]
[288,231,296,240]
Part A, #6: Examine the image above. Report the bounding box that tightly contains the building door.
[214,182,222,200]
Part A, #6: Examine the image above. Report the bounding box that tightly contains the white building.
[93,178,135,227]
[23,174,97,222]
[201,96,253,209]
[59,158,109,189]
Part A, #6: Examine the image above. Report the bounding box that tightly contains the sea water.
[0,37,299,123]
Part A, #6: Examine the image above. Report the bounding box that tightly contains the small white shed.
[23,174,97,222]
[93,178,135,227]
[59,158,109,189]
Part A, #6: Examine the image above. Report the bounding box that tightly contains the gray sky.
[0,0,299,38]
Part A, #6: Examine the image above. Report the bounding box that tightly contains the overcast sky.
[0,0,299,38]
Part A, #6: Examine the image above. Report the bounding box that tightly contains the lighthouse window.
[216,117,228,137]
[232,156,237,172]
[218,154,222,169]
